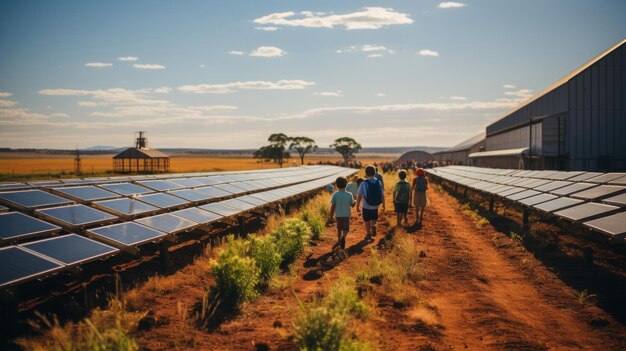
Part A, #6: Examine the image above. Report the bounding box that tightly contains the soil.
[131,185,626,350]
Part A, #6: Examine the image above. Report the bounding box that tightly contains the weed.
[210,246,260,312]
[324,278,368,318]
[577,289,597,305]
[272,218,312,265]
[301,210,325,240]
[510,231,525,245]
[461,203,489,228]
[248,234,282,288]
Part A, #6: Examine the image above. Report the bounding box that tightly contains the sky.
[0,0,625,150]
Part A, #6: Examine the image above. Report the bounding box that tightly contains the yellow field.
[0,152,397,180]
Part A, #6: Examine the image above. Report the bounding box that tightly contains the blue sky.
[0,0,624,149]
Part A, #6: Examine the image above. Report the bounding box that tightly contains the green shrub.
[271,218,312,265]
[301,210,325,240]
[324,278,368,318]
[295,306,346,351]
[211,247,259,312]
[248,235,282,288]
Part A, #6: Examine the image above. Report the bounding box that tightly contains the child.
[374,166,385,190]
[329,176,355,250]
[346,175,358,199]
[393,169,411,227]
[356,165,386,240]
[411,168,429,224]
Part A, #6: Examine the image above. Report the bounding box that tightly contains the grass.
[461,203,490,228]
[577,289,597,305]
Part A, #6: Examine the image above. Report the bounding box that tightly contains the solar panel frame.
[135,193,190,209]
[99,182,154,196]
[553,203,620,222]
[0,212,62,243]
[0,204,8,213]
[36,204,118,230]
[171,207,223,225]
[0,189,75,211]
[0,183,32,191]
[583,212,626,238]
[20,234,119,267]
[86,222,167,248]
[92,197,160,218]
[135,213,199,235]
[51,186,120,203]
[0,246,65,288]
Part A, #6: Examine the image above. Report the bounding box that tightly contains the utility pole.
[74,147,82,175]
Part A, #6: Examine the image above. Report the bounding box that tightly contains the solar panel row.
[427,166,626,240]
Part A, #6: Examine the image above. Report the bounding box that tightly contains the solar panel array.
[426,166,626,240]
[0,165,356,288]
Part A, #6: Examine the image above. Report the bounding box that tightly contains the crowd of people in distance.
[327,164,429,251]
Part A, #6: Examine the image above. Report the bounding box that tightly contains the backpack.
[416,176,427,191]
[395,181,411,203]
[363,179,383,206]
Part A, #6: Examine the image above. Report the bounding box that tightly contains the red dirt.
[132,186,626,350]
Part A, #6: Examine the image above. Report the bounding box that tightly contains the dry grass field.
[0,152,398,180]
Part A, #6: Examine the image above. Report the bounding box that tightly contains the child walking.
[393,169,411,227]
[356,165,386,240]
[411,168,429,224]
[329,176,355,250]
[346,175,358,199]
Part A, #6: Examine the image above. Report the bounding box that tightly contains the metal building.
[470,38,626,171]
[433,132,486,166]
[113,132,170,174]
[397,150,435,162]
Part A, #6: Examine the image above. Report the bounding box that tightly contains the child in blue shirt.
[329,176,355,250]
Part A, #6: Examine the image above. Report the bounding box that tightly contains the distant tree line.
[253,133,361,167]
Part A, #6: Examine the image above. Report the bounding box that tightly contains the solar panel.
[497,187,526,197]
[237,195,268,207]
[518,193,558,207]
[567,172,604,182]
[213,183,247,195]
[136,193,190,209]
[168,178,205,188]
[0,190,74,211]
[0,246,64,288]
[194,186,232,200]
[99,182,153,196]
[583,212,626,238]
[0,204,8,213]
[532,197,584,213]
[87,222,167,248]
[0,212,62,243]
[250,191,278,202]
[172,207,222,225]
[168,189,213,203]
[602,193,626,207]
[21,234,118,266]
[192,177,223,186]
[220,198,257,211]
[199,202,241,217]
[229,182,257,192]
[36,204,118,230]
[93,198,160,217]
[586,173,626,184]
[550,182,598,196]
[0,183,32,191]
[569,185,626,201]
[137,180,184,192]
[52,186,119,203]
[533,181,573,192]
[553,203,619,222]
[547,171,586,180]
[135,214,198,234]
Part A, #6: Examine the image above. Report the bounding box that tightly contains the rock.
[589,317,609,327]
[419,251,427,258]
[273,320,282,328]
[137,313,157,331]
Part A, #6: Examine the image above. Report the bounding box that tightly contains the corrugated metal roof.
[469,147,528,158]
[113,147,169,159]
[486,37,626,133]
[435,132,485,154]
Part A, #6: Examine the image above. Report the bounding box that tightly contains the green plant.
[271,218,312,265]
[210,247,259,312]
[301,210,325,240]
[295,305,346,351]
[248,234,282,288]
[324,278,368,318]
[510,231,525,245]
[577,289,597,305]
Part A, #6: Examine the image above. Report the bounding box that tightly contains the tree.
[330,137,362,165]
[253,133,291,167]
[289,136,318,165]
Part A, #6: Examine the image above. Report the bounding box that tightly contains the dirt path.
[133,186,626,350]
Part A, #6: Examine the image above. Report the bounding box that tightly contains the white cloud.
[376,93,386,97]
[0,92,12,98]
[450,96,467,101]
[50,113,70,118]
[178,80,315,94]
[118,56,138,61]
[361,45,392,53]
[39,88,169,106]
[367,54,384,58]
[313,90,343,97]
[504,88,533,100]
[503,84,516,89]
[337,44,394,57]
[199,64,206,68]
[229,51,245,56]
[254,7,413,30]
[77,101,100,107]
[0,100,18,107]
[85,62,113,68]
[153,87,172,94]
[255,26,279,31]
[439,2,466,9]
[250,46,286,58]
[132,64,165,70]
[418,49,439,57]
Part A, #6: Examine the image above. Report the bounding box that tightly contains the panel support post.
[463,187,468,197]
[0,287,19,339]
[583,247,594,268]
[159,241,170,274]
[489,197,495,213]
[522,209,530,232]
[238,216,246,238]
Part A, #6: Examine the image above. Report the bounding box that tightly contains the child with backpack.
[329,176,355,250]
[393,169,411,227]
[356,165,386,240]
[412,168,429,224]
